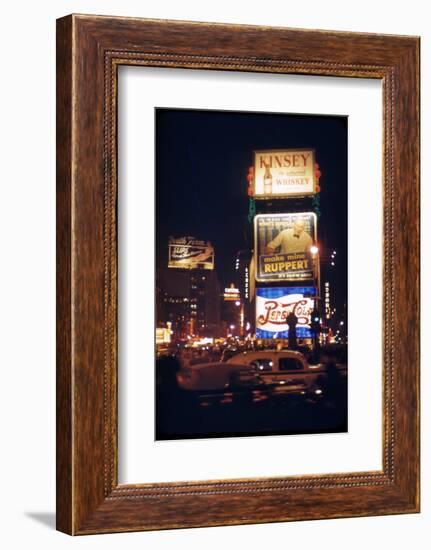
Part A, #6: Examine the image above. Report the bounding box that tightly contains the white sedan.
[227,350,346,390]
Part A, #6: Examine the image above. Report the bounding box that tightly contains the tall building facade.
[157,267,221,339]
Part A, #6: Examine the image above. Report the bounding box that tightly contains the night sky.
[155,108,347,300]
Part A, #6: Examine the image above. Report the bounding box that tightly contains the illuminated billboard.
[168,237,214,270]
[223,286,240,302]
[156,328,171,344]
[253,149,316,198]
[255,287,316,339]
[254,213,317,282]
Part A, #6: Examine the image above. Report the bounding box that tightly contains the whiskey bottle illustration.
[263,163,273,195]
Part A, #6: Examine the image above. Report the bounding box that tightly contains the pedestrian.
[286,311,298,349]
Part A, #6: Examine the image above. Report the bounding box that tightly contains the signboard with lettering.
[255,287,316,339]
[253,149,316,198]
[168,236,214,270]
[254,213,317,282]
[223,286,240,301]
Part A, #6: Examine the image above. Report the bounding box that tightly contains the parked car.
[177,350,346,394]
[226,350,346,393]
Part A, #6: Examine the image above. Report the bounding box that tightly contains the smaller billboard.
[253,149,316,198]
[168,237,214,270]
[254,213,317,282]
[223,286,240,302]
[255,287,316,339]
[156,328,171,344]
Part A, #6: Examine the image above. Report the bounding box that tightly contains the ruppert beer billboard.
[253,149,316,198]
[168,237,214,270]
[254,213,317,282]
[256,287,316,339]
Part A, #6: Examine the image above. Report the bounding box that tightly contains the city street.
[156,355,347,440]
[156,112,348,441]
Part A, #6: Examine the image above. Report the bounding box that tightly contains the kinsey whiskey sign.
[253,149,316,198]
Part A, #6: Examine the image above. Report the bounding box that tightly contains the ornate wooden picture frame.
[56,14,420,534]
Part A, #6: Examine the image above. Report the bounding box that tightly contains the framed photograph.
[56,14,420,534]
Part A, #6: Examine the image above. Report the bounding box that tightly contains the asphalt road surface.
[156,383,347,441]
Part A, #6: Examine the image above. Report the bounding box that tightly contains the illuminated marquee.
[255,213,317,282]
[255,287,316,339]
[156,328,171,344]
[223,286,240,301]
[168,236,214,270]
[253,149,316,198]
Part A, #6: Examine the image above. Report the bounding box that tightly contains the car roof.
[235,350,305,358]
[187,362,248,370]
